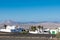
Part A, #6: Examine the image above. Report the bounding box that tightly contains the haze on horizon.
[0,0,60,22]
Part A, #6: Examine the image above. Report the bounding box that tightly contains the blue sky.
[0,0,60,22]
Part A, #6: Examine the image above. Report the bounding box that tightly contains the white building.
[58,27,60,32]
[29,28,50,34]
[50,29,58,34]
[43,28,50,34]
[0,25,16,32]
[0,25,24,33]
[29,30,38,34]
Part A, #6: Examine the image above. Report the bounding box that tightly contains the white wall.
[29,30,38,34]
[0,25,16,32]
[6,26,16,30]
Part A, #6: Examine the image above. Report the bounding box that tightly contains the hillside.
[0,20,60,29]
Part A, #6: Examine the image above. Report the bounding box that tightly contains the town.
[0,24,60,35]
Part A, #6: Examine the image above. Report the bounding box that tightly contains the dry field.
[0,36,59,40]
[0,32,57,40]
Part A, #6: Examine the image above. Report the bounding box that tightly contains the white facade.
[58,27,60,32]
[29,30,38,34]
[0,29,11,32]
[0,25,16,32]
[6,26,16,30]
[37,28,43,34]
[43,28,50,34]
[29,28,50,34]
[29,28,43,34]
[50,29,58,34]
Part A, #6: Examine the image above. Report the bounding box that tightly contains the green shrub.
[20,30,29,34]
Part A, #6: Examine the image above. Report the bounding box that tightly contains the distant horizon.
[0,0,60,22]
[1,20,60,23]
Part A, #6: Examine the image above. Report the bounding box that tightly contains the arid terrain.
[0,20,60,29]
[0,21,59,40]
[0,32,56,40]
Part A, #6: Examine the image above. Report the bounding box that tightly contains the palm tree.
[31,26,37,31]
[38,26,43,29]
[38,26,43,33]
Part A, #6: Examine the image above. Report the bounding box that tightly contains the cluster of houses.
[0,25,25,33]
[29,26,60,35]
[0,25,60,35]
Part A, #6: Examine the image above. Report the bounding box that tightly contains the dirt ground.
[0,36,59,40]
[0,32,56,40]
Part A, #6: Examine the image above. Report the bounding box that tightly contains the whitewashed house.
[0,25,24,33]
[43,28,50,34]
[29,30,38,34]
[37,28,43,34]
[50,29,58,34]
[0,25,16,32]
[29,27,50,34]
[58,27,60,32]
